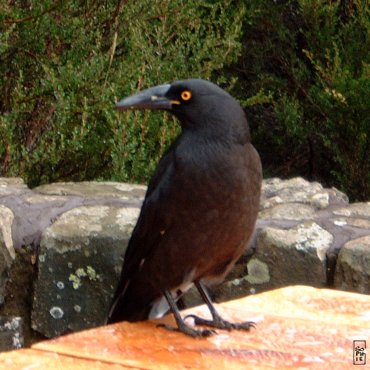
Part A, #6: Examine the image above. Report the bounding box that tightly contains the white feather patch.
[148,268,196,319]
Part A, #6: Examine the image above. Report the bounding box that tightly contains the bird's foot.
[157,323,216,338]
[185,314,255,331]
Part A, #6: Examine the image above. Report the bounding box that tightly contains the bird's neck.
[176,130,245,172]
[178,109,251,146]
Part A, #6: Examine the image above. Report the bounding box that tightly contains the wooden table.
[0,286,369,369]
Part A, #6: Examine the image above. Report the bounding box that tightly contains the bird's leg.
[157,290,215,338]
[185,281,255,331]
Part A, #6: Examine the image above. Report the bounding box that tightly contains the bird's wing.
[123,137,180,267]
[108,140,178,317]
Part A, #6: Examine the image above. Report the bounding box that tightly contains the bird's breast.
[175,142,254,200]
[143,139,262,288]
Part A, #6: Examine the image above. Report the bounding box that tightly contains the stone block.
[0,317,23,351]
[333,202,370,218]
[334,236,370,294]
[0,178,28,196]
[31,204,140,338]
[259,203,316,220]
[261,177,331,210]
[0,205,15,305]
[253,222,333,288]
[214,222,334,302]
[34,181,146,201]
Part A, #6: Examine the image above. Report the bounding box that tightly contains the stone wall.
[0,177,369,350]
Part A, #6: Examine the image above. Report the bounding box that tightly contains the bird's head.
[116,79,250,140]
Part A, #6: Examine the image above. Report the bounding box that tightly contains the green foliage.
[0,0,244,186]
[234,0,369,200]
[1,0,369,200]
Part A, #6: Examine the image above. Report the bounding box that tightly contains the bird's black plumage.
[108,79,262,337]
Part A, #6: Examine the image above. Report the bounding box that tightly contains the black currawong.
[107,79,262,337]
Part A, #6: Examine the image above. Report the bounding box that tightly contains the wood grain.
[1,286,369,369]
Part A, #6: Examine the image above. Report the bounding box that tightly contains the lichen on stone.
[86,265,100,281]
[76,268,87,278]
[69,273,82,290]
[69,266,101,289]
[49,306,64,319]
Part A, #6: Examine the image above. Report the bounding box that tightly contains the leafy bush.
[1,0,369,200]
[235,0,369,200]
[0,0,244,186]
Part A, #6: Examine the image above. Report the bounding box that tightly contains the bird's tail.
[107,279,161,323]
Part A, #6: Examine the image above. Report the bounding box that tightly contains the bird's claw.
[184,314,256,331]
[157,323,215,338]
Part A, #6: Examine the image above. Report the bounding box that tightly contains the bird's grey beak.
[116,84,177,111]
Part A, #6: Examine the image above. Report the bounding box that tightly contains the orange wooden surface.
[1,286,369,369]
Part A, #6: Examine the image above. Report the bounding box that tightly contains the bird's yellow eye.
[181,90,192,101]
